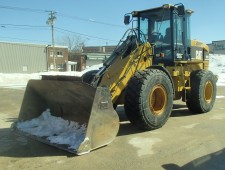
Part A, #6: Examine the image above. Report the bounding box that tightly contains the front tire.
[186,70,217,113]
[124,69,173,130]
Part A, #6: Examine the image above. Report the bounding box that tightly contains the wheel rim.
[149,84,167,116]
[204,80,213,103]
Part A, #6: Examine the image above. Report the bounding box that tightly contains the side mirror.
[177,4,185,16]
[124,14,131,25]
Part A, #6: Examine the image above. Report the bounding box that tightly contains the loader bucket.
[14,79,119,155]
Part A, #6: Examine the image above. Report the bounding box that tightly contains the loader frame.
[14,4,216,155]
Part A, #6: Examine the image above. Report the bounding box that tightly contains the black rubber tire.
[82,70,98,84]
[186,70,217,113]
[124,69,173,130]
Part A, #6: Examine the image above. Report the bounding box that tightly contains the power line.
[0,5,50,13]
[0,4,122,44]
[0,4,125,45]
[0,24,50,31]
[0,23,118,42]
[55,27,118,42]
[0,5,126,29]
[0,23,49,28]
[0,36,51,44]
[57,12,126,29]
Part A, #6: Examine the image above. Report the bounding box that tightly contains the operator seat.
[164,27,171,44]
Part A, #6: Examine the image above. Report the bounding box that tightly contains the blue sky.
[0,0,224,46]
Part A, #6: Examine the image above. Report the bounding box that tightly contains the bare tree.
[57,34,87,52]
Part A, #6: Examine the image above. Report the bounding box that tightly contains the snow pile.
[209,54,225,74]
[209,54,225,86]
[16,109,87,151]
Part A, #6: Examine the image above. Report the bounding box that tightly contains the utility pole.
[47,11,57,71]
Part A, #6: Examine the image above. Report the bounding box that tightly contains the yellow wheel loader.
[14,4,217,155]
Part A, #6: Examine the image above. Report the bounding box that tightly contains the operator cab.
[126,4,193,66]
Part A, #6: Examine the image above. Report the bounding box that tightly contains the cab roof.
[131,4,174,17]
[131,4,193,17]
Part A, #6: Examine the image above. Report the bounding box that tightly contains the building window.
[57,51,63,57]
[57,64,64,70]
[71,65,76,71]
[50,51,53,57]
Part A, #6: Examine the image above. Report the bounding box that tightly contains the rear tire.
[82,70,98,84]
[124,69,173,130]
[186,70,217,113]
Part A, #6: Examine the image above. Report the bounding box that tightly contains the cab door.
[173,13,185,60]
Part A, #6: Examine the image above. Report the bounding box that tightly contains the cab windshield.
[138,8,173,65]
[139,8,171,45]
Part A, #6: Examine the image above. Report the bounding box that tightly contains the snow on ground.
[16,109,87,151]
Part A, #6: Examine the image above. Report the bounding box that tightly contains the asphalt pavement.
[0,86,225,170]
